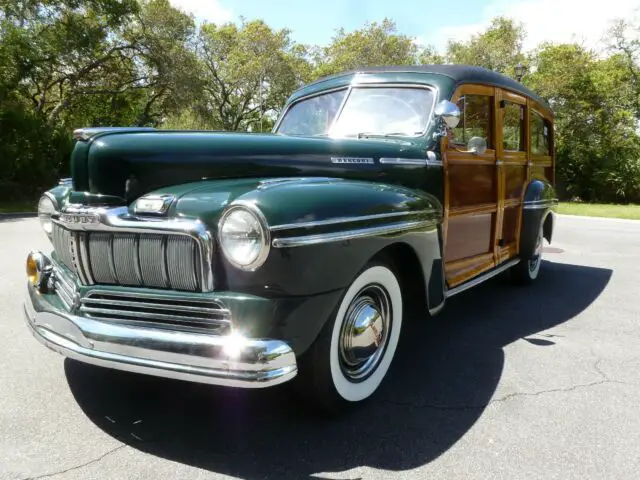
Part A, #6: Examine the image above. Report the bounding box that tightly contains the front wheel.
[294,261,403,412]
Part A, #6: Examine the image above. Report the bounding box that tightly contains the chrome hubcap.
[339,284,391,382]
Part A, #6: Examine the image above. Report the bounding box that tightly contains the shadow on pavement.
[65,260,612,479]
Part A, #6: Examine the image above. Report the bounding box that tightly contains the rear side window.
[450,94,493,149]
[531,110,551,156]
[502,102,525,152]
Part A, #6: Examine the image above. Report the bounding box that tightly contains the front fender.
[221,177,443,296]
[137,175,443,297]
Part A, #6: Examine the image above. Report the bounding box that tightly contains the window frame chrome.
[273,81,439,139]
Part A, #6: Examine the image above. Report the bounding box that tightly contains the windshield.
[276,86,434,138]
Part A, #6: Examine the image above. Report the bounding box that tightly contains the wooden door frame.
[497,88,529,263]
[441,84,499,287]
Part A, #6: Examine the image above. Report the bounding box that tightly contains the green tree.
[313,18,419,78]
[527,42,640,202]
[194,19,311,131]
[446,16,526,76]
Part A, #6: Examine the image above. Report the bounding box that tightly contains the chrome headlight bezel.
[217,203,271,271]
[38,193,58,238]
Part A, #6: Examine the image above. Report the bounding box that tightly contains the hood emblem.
[331,157,374,164]
[60,213,99,225]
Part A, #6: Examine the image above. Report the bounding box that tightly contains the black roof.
[308,64,551,112]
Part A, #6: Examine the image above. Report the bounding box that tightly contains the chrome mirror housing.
[434,100,461,129]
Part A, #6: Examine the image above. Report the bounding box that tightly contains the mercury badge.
[59,212,100,225]
[330,157,375,164]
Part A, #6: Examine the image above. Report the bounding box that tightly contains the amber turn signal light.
[26,251,50,289]
[26,253,39,285]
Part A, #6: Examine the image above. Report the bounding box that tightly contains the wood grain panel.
[502,206,520,246]
[445,253,495,287]
[504,165,527,199]
[448,163,496,208]
[444,213,494,263]
[503,89,527,105]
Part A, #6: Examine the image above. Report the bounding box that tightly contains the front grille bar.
[80,290,231,334]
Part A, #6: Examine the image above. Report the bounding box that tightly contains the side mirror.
[466,136,487,155]
[434,100,461,129]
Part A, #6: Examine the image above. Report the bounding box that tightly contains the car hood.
[70,130,436,203]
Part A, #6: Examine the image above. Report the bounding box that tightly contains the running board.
[445,258,521,299]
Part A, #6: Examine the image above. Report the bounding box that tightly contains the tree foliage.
[1,3,639,202]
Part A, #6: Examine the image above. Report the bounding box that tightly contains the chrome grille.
[52,223,77,274]
[80,291,231,334]
[52,264,76,310]
[52,223,204,292]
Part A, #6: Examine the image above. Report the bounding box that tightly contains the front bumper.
[24,281,298,388]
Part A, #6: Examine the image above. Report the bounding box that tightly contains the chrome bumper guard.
[24,276,297,388]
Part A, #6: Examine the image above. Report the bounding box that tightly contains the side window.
[450,94,493,148]
[531,110,551,156]
[502,102,525,152]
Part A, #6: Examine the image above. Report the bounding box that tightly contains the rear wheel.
[511,220,544,285]
[294,261,403,412]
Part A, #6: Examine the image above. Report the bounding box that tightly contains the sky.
[169,0,640,53]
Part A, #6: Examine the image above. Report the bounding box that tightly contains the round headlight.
[38,194,57,236]
[218,205,270,271]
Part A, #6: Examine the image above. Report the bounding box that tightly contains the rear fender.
[520,180,558,258]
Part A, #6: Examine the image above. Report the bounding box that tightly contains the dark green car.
[25,65,558,411]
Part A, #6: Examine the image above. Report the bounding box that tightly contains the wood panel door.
[495,89,529,263]
[442,85,499,287]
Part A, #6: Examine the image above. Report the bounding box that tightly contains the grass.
[558,202,640,220]
[0,199,38,214]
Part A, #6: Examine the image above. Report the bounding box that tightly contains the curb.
[0,212,38,219]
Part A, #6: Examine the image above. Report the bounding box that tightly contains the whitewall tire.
[512,221,544,285]
[294,261,404,411]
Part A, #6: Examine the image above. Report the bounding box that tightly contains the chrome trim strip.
[82,288,229,307]
[389,158,442,167]
[272,218,438,248]
[269,209,437,232]
[79,297,230,317]
[77,233,94,285]
[24,281,297,388]
[55,206,214,292]
[70,233,91,285]
[79,306,229,326]
[379,158,430,166]
[445,258,520,298]
[523,199,558,210]
[51,264,76,311]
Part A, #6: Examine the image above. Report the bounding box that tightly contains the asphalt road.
[1,214,639,480]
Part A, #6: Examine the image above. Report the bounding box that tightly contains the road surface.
[1,214,638,480]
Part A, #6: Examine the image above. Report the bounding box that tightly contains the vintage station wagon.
[25,65,557,411]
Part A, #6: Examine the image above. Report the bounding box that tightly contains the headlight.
[218,205,270,271]
[38,194,57,236]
